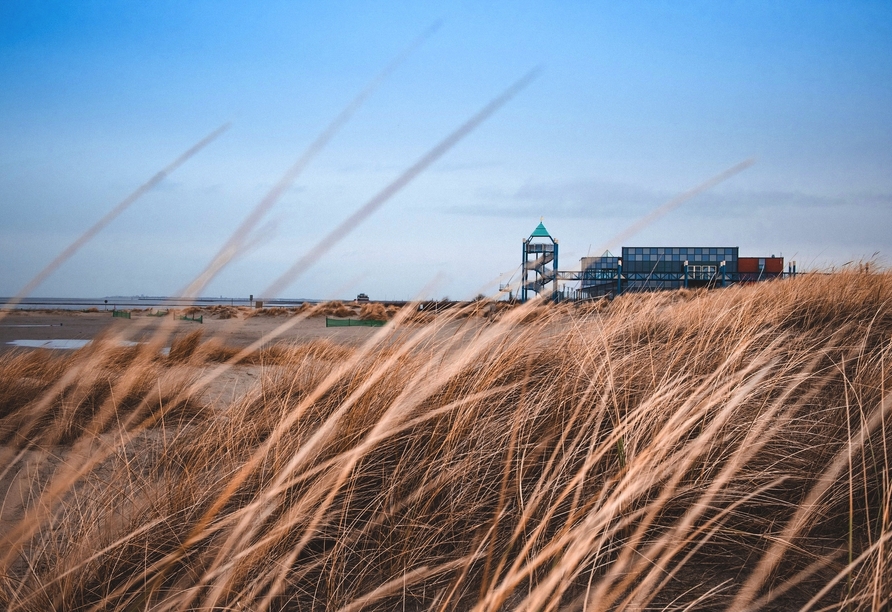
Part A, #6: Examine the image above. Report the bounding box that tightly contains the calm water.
[0,297,316,311]
[6,339,142,349]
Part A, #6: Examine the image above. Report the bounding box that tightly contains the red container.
[737,257,784,276]
[738,258,759,273]
[739,257,784,275]
[765,258,784,274]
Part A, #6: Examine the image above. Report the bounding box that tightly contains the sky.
[1,1,890,300]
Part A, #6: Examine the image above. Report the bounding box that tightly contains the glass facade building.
[580,247,740,297]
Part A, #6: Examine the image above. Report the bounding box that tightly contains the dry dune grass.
[358,302,389,321]
[242,301,363,319]
[204,305,242,319]
[316,301,361,318]
[0,272,890,611]
[0,340,206,450]
[170,302,344,320]
[247,307,294,318]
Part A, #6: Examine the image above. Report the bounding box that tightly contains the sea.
[0,296,318,311]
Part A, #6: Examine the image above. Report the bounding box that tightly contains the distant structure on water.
[518,221,794,303]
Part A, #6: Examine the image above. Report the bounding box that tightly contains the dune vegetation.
[0,270,890,611]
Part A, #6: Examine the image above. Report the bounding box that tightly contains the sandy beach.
[0,309,388,353]
[0,307,488,403]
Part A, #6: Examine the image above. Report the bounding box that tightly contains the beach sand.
[0,309,384,352]
[0,308,487,402]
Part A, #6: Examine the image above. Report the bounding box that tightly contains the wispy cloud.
[433,160,504,173]
[446,179,666,218]
[690,190,892,217]
[445,178,892,220]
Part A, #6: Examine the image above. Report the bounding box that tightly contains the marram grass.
[0,271,890,611]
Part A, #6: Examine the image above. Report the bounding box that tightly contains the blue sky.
[1,1,890,300]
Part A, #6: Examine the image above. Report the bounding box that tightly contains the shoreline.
[0,309,385,353]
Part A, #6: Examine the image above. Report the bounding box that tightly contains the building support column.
[616,258,623,296]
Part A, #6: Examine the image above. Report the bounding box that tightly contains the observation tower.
[521,220,559,302]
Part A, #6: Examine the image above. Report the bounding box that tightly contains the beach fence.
[112,309,130,319]
[325,318,386,328]
[179,313,203,324]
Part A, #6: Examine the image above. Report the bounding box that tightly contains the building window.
[689,265,717,280]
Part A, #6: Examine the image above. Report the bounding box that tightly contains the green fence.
[112,310,130,319]
[179,314,203,324]
[326,318,386,328]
